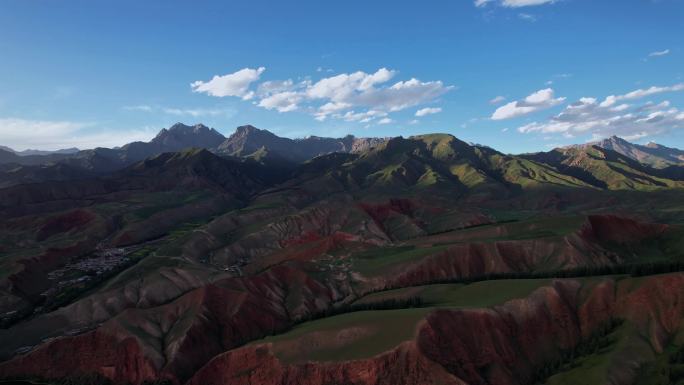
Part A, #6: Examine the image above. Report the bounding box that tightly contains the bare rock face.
[582,135,684,168]
[417,281,585,385]
[0,329,159,384]
[2,271,683,385]
[187,342,462,385]
[185,274,684,385]
[581,214,668,244]
[0,264,344,384]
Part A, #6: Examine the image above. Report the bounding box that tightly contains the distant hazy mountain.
[0,146,80,156]
[217,124,387,163]
[568,135,684,168]
[0,123,229,171]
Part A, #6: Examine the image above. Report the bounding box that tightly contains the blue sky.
[1,0,683,153]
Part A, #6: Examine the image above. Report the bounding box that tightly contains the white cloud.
[491,88,565,120]
[518,13,537,21]
[191,67,265,99]
[257,79,295,96]
[257,91,303,112]
[340,110,387,123]
[415,107,442,117]
[194,67,453,125]
[648,49,670,57]
[349,78,452,112]
[599,83,684,107]
[517,96,684,140]
[306,68,395,100]
[474,0,494,6]
[0,118,156,151]
[378,117,393,125]
[489,95,506,105]
[314,102,353,121]
[476,0,554,7]
[305,68,399,104]
[319,102,352,114]
[503,0,555,7]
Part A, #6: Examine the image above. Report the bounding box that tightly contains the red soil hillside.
[187,273,684,385]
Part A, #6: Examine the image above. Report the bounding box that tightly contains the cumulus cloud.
[491,88,565,120]
[339,110,388,123]
[194,67,452,125]
[648,49,670,57]
[378,117,393,125]
[257,79,296,96]
[258,91,303,112]
[517,96,684,140]
[306,68,396,101]
[475,0,555,7]
[0,118,155,151]
[415,107,442,117]
[599,83,684,107]
[346,77,452,113]
[191,67,265,99]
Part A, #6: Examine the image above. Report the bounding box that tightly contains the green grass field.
[254,278,553,364]
[350,244,449,276]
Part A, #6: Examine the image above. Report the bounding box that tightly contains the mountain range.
[1,124,684,385]
[2,122,683,189]
[0,123,390,187]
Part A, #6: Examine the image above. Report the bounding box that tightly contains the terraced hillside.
[1,129,684,385]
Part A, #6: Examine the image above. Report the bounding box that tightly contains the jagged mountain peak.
[234,124,262,134]
[593,135,631,148]
[158,122,219,137]
[219,124,387,163]
[150,122,226,151]
[230,125,281,140]
[574,135,684,168]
